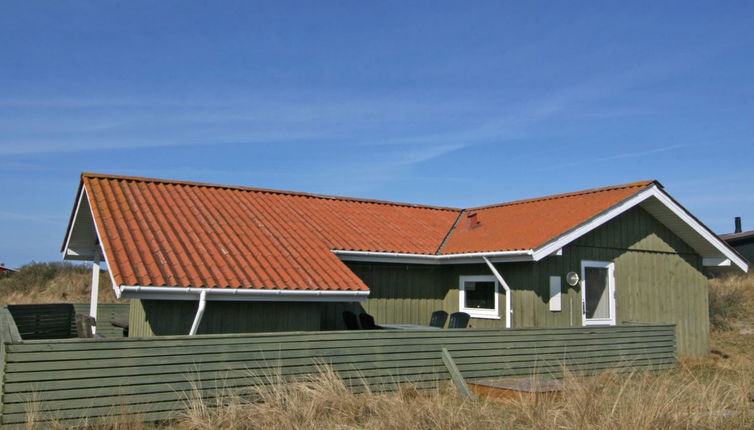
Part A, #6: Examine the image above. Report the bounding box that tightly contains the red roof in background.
[78,173,655,291]
[440,181,655,254]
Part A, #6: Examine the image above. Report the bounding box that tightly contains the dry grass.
[0,262,121,304]
[168,362,752,430]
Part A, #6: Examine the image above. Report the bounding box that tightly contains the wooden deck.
[469,376,563,403]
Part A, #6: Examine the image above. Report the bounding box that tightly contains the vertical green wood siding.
[129,299,321,336]
[336,206,709,357]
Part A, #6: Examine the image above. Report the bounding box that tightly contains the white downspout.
[189,290,207,336]
[89,248,101,334]
[482,256,512,328]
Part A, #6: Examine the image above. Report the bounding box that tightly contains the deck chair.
[447,312,471,329]
[342,311,360,330]
[358,313,382,330]
[429,310,448,328]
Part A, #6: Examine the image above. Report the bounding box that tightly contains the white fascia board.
[62,185,88,260]
[532,187,656,261]
[531,185,749,272]
[649,189,748,272]
[333,249,534,265]
[119,285,370,302]
[79,186,121,299]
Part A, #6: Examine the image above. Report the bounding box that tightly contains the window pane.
[464,281,495,309]
[585,267,610,319]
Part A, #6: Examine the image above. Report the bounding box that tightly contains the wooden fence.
[0,312,676,429]
[5,304,129,340]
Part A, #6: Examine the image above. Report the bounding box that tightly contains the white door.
[581,261,616,326]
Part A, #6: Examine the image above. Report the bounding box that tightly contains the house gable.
[572,205,698,256]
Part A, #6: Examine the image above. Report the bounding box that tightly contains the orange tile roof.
[440,181,655,254]
[82,174,459,291]
[77,173,655,291]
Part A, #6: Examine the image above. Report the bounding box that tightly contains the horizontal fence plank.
[10,324,676,350]
[4,332,674,369]
[0,325,676,428]
[3,345,674,400]
[3,339,674,384]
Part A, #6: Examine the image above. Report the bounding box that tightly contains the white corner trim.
[118,285,370,302]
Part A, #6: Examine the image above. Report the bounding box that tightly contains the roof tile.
[79,174,654,291]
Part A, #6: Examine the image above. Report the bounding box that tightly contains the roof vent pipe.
[735,217,742,234]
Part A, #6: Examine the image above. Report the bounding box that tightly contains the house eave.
[118,285,370,302]
[333,184,749,273]
[333,249,535,265]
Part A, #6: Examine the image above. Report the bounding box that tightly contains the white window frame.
[580,260,616,326]
[459,275,500,319]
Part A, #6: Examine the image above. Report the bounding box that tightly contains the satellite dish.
[566,272,580,287]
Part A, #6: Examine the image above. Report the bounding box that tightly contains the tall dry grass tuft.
[177,364,504,430]
[708,274,753,331]
[506,365,752,430]
[0,261,120,304]
[167,362,752,430]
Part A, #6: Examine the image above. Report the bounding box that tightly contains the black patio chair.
[342,311,360,330]
[447,312,470,329]
[358,313,382,330]
[429,310,448,328]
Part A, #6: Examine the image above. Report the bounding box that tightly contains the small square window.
[459,275,499,319]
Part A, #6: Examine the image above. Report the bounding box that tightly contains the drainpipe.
[89,248,101,334]
[482,256,512,328]
[189,290,207,336]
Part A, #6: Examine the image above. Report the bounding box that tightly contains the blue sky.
[1,1,753,268]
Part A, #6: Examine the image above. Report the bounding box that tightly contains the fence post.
[441,347,472,399]
[0,307,21,344]
[0,306,22,425]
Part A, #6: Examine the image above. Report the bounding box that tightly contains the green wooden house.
[62,174,747,357]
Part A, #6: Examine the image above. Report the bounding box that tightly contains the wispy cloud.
[0,47,709,159]
[536,144,689,172]
[0,210,59,225]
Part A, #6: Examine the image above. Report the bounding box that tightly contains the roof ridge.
[465,180,658,212]
[81,172,462,212]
